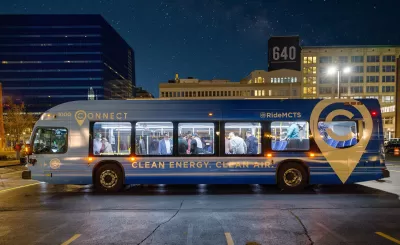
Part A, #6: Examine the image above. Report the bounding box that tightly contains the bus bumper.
[382,169,390,178]
[22,170,31,179]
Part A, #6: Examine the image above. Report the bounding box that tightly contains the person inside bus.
[101,137,113,154]
[225,136,231,154]
[93,133,102,155]
[284,122,300,140]
[283,122,300,150]
[138,137,146,154]
[178,134,188,154]
[186,133,192,154]
[159,133,172,155]
[228,132,247,154]
[245,131,258,154]
[150,137,159,154]
[192,134,204,154]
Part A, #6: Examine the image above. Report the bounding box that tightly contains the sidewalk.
[0,160,21,168]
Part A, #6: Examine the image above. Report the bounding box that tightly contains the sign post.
[268,36,301,71]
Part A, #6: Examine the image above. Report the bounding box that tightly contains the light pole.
[327,66,351,98]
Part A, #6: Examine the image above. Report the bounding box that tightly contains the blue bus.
[22,98,389,192]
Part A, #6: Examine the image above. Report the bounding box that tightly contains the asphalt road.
[0,165,399,245]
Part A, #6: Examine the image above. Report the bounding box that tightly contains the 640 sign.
[272,46,296,61]
[268,36,301,71]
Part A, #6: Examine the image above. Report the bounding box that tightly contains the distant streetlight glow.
[326,66,352,98]
[327,66,337,75]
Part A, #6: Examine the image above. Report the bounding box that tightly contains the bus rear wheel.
[95,164,123,192]
[278,162,308,191]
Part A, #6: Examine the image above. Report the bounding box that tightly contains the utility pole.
[0,83,5,150]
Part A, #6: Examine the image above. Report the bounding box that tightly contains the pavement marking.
[316,222,348,243]
[389,170,400,173]
[0,182,39,193]
[186,224,193,245]
[61,234,81,245]
[224,232,234,245]
[376,232,400,244]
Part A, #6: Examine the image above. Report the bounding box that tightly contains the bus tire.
[278,162,308,191]
[95,164,123,192]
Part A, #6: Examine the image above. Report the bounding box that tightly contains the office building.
[0,14,135,113]
[159,70,302,99]
[301,46,400,138]
[134,87,154,98]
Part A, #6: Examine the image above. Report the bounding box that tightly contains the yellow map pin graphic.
[310,99,373,183]
[75,110,87,126]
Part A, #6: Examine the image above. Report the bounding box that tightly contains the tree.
[3,98,35,145]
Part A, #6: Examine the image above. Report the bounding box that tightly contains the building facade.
[159,69,302,99]
[0,14,135,113]
[134,87,154,98]
[301,46,400,138]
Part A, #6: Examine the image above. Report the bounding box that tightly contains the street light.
[327,66,351,98]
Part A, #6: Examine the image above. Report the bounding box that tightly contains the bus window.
[225,122,262,154]
[318,121,357,148]
[33,128,68,154]
[271,121,309,151]
[135,122,173,155]
[178,123,214,155]
[93,122,131,156]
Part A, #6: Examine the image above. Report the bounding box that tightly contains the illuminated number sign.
[268,36,301,71]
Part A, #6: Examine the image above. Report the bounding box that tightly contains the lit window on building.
[303,56,317,64]
[303,87,316,95]
[256,77,264,83]
[303,67,316,75]
[303,77,316,85]
[381,106,395,113]
[382,96,394,103]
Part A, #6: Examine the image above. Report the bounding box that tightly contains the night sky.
[1,0,399,96]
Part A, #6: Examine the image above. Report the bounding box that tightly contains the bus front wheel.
[95,164,123,192]
[278,162,308,191]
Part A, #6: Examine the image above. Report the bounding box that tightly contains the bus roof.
[40,99,381,123]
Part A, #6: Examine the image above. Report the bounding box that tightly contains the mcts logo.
[310,99,373,183]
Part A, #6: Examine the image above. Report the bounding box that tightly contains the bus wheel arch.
[93,160,125,192]
[276,160,309,191]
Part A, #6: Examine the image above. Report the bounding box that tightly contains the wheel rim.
[100,170,118,189]
[283,168,302,187]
